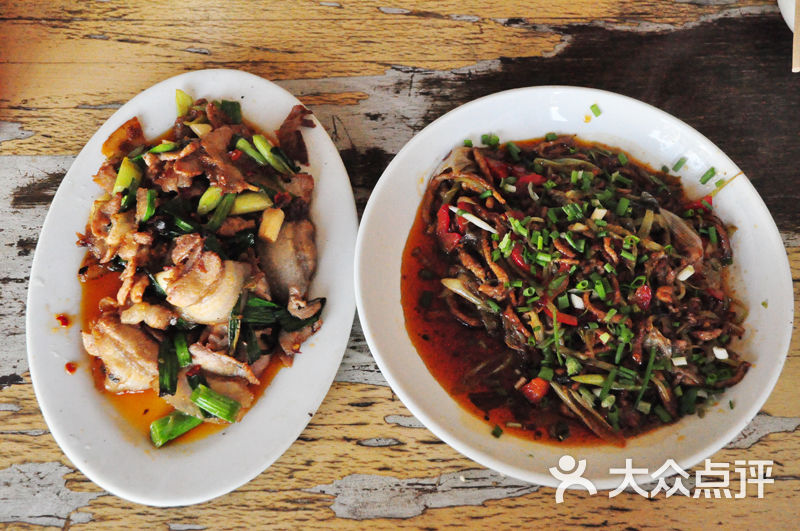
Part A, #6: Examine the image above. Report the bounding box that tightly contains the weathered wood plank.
[0,0,772,24]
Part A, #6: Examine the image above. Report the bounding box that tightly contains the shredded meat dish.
[78,91,324,447]
[403,134,748,445]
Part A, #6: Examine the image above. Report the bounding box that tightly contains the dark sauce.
[402,203,598,445]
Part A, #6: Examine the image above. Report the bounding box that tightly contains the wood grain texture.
[1,0,798,527]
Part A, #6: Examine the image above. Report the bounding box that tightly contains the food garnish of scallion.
[712,347,729,360]
[190,384,241,423]
[700,167,716,184]
[672,157,687,172]
[676,264,695,281]
[590,103,602,117]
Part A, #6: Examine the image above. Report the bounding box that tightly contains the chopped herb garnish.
[545,132,558,141]
[463,139,473,147]
[700,167,716,184]
[481,133,500,148]
[491,425,503,438]
[617,153,629,166]
[590,103,602,117]
[615,197,630,216]
[672,157,687,172]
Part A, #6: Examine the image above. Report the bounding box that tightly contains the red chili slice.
[454,200,470,233]
[515,173,546,186]
[510,244,527,270]
[486,158,511,180]
[436,204,462,252]
[520,377,550,404]
[686,194,713,213]
[631,284,652,311]
[543,306,579,326]
[706,287,725,300]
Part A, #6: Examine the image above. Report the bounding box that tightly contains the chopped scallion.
[700,167,716,184]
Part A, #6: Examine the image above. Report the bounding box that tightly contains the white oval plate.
[26,69,357,506]
[355,86,793,489]
[779,0,795,32]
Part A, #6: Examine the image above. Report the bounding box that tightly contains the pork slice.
[216,216,255,237]
[200,126,252,193]
[171,233,204,266]
[279,319,321,355]
[82,314,159,392]
[206,373,254,409]
[92,161,118,194]
[277,105,314,165]
[162,368,204,418]
[283,172,315,204]
[256,219,317,303]
[120,302,177,330]
[178,260,248,325]
[166,250,224,308]
[188,343,259,385]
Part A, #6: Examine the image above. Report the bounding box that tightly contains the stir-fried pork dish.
[402,134,747,445]
[78,91,324,447]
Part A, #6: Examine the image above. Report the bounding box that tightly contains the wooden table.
[2,1,798,527]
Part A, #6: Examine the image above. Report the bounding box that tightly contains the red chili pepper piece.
[485,158,510,180]
[705,287,725,300]
[515,173,546,187]
[436,204,461,252]
[454,200,470,233]
[520,377,550,404]
[229,149,243,161]
[631,284,652,311]
[510,244,527,270]
[543,306,579,326]
[687,194,713,213]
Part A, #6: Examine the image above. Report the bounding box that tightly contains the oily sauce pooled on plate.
[401,135,748,445]
[78,258,285,444]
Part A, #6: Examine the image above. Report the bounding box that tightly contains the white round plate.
[26,69,357,506]
[355,86,793,489]
[779,0,795,32]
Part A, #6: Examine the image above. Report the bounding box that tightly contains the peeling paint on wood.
[305,468,540,519]
[335,316,387,386]
[357,437,404,447]
[0,155,74,379]
[0,121,34,144]
[0,462,103,526]
[726,412,800,449]
[385,414,425,428]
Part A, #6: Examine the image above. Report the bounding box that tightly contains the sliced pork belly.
[82,314,158,392]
